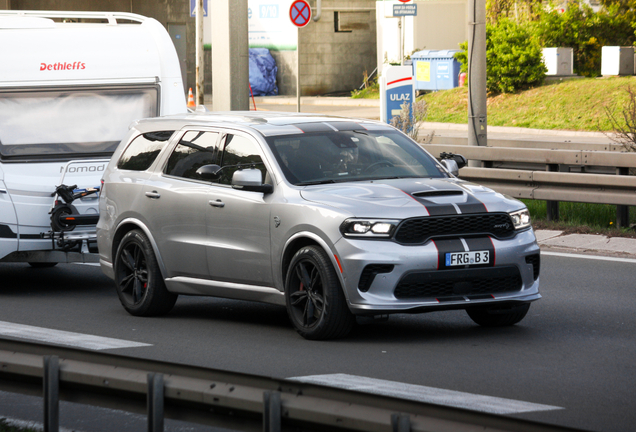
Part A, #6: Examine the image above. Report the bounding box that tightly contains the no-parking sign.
[289,0,311,28]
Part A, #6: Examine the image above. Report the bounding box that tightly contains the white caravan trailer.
[0,11,186,266]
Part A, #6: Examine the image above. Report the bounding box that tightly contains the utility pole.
[211,0,249,111]
[468,0,487,165]
[195,0,204,106]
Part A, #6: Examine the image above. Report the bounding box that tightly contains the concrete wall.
[376,0,467,76]
[2,0,196,92]
[297,0,376,96]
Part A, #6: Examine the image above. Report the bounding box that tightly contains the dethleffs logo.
[40,61,86,71]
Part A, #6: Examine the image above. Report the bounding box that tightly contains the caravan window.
[0,86,158,160]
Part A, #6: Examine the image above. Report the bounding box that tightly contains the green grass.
[351,83,379,99]
[0,419,38,432]
[421,76,636,131]
[522,200,636,236]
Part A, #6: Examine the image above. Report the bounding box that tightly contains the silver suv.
[96,112,540,340]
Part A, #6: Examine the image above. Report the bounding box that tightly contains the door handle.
[209,199,225,208]
[145,191,161,199]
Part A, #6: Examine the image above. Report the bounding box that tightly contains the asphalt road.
[0,253,634,432]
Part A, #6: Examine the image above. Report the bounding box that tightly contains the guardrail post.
[391,413,411,432]
[616,167,630,228]
[43,355,59,432]
[263,390,281,432]
[147,373,164,432]
[546,164,560,221]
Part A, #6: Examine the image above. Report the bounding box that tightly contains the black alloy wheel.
[114,229,177,316]
[285,245,354,340]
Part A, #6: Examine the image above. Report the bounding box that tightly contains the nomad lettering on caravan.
[40,62,86,71]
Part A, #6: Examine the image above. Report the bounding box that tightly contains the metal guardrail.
[423,143,636,226]
[0,338,583,432]
[429,136,622,152]
[425,144,636,168]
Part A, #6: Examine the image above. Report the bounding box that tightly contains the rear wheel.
[466,303,530,327]
[114,229,177,316]
[285,246,355,340]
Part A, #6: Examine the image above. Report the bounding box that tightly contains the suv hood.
[299,178,518,218]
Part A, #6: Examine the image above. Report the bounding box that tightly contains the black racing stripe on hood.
[395,183,487,216]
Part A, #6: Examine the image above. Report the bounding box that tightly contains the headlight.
[340,219,400,238]
[509,209,531,230]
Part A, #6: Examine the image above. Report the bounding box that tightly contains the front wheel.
[466,303,530,327]
[114,229,177,316]
[285,246,355,340]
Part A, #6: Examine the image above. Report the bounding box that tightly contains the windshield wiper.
[296,179,338,186]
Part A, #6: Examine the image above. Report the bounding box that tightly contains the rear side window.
[117,131,174,171]
[164,131,220,180]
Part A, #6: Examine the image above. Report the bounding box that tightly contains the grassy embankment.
[423,77,636,233]
[355,76,636,233]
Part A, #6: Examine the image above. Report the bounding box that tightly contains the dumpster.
[411,49,461,91]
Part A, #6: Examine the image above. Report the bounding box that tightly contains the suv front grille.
[394,213,515,244]
[394,266,522,300]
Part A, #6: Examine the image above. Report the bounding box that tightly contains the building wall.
[376,0,467,76]
[297,0,376,96]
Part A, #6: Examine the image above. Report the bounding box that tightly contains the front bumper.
[334,229,541,315]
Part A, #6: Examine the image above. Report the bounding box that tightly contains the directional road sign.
[190,0,208,17]
[289,0,311,28]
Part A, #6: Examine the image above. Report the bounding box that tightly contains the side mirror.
[452,154,467,169]
[196,164,222,180]
[232,168,273,194]
[440,159,459,177]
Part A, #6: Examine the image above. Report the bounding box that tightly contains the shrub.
[455,18,546,94]
[390,100,428,141]
[533,1,636,77]
[604,85,636,153]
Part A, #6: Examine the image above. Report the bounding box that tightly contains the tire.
[50,204,77,232]
[285,246,355,340]
[114,229,177,316]
[466,303,531,327]
[28,262,58,268]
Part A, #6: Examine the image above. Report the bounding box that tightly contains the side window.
[217,134,267,186]
[117,131,174,171]
[164,131,220,180]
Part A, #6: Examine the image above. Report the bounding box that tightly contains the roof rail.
[0,10,147,25]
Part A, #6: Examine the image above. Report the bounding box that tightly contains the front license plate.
[445,250,490,266]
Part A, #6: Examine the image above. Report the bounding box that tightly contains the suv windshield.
[265,129,447,185]
[0,85,157,160]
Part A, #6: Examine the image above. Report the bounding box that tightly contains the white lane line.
[288,374,563,415]
[542,251,636,264]
[0,321,151,350]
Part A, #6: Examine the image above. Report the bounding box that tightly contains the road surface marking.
[542,251,636,264]
[288,373,563,415]
[0,321,151,350]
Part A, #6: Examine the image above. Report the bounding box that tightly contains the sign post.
[289,0,311,112]
[380,65,415,124]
